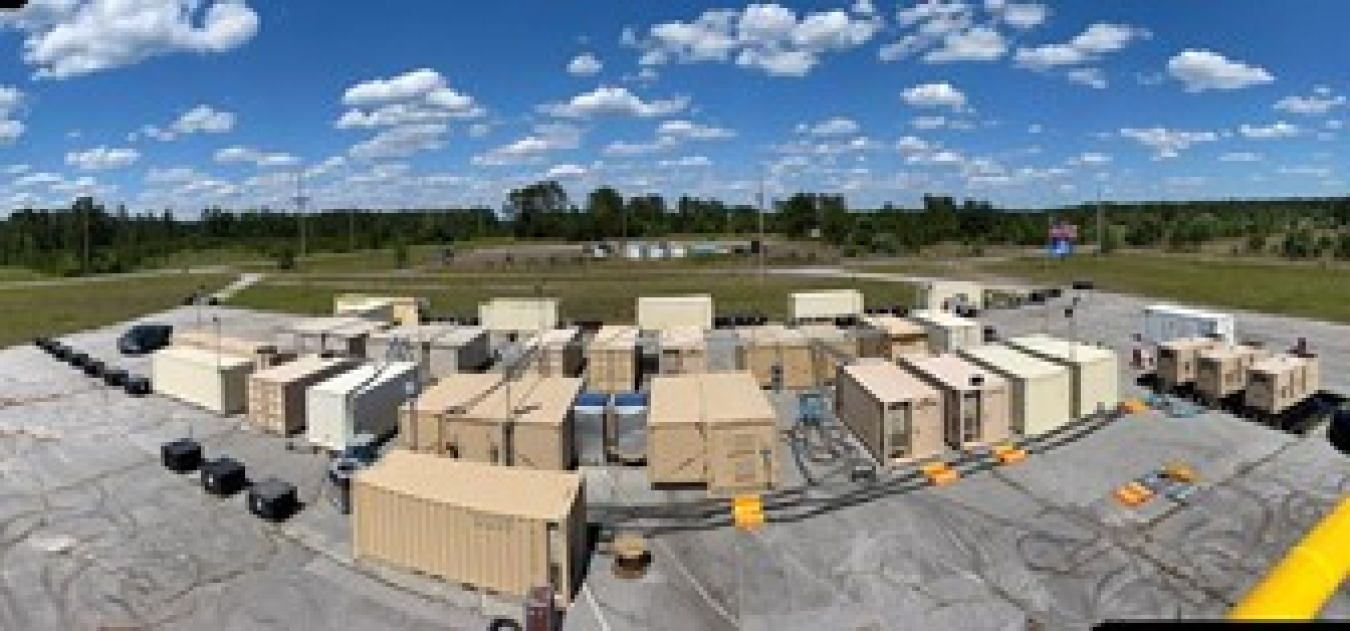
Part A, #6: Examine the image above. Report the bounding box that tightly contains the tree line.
[3,185,1350,275]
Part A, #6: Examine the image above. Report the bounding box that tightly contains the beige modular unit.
[353,450,586,608]
[336,298,396,323]
[247,355,358,435]
[429,376,583,470]
[284,316,368,355]
[637,295,713,331]
[400,373,504,453]
[862,315,931,360]
[910,310,983,353]
[521,328,583,378]
[835,359,945,464]
[306,362,420,452]
[480,298,559,333]
[898,354,1012,450]
[151,346,255,414]
[797,324,859,387]
[1245,354,1320,416]
[321,319,388,358]
[958,344,1073,437]
[658,325,708,375]
[790,289,865,323]
[173,328,293,370]
[335,294,425,326]
[648,372,778,494]
[367,324,490,382]
[585,325,640,394]
[1157,337,1222,389]
[735,325,814,390]
[1196,344,1270,404]
[917,280,985,311]
[1004,334,1120,418]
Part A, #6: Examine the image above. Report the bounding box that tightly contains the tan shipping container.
[1157,336,1221,389]
[152,346,255,414]
[637,295,713,331]
[862,315,931,360]
[400,373,503,452]
[736,324,814,390]
[835,359,945,464]
[367,324,491,382]
[909,310,982,353]
[897,354,1012,450]
[658,325,708,375]
[1004,334,1120,419]
[353,450,586,608]
[520,328,583,378]
[797,324,859,387]
[480,298,559,333]
[1196,344,1269,404]
[335,294,425,326]
[428,375,583,470]
[790,289,864,323]
[246,355,358,435]
[174,328,293,370]
[283,316,368,355]
[648,372,778,494]
[585,325,640,394]
[958,344,1073,437]
[1245,354,1320,416]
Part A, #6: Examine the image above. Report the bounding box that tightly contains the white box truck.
[1142,305,1235,345]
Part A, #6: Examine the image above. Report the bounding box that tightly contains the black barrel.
[248,477,299,521]
[83,359,105,378]
[162,439,203,473]
[125,376,152,396]
[69,351,90,368]
[103,368,129,387]
[1330,409,1350,456]
[201,457,247,496]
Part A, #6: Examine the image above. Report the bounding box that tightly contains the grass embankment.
[0,267,50,282]
[229,269,915,321]
[985,255,1350,323]
[0,273,234,347]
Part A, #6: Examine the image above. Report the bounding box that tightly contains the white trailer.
[790,289,864,323]
[306,361,419,452]
[1142,305,1235,345]
[638,295,714,331]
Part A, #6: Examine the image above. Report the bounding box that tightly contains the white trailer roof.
[1006,334,1114,365]
[960,344,1065,380]
[310,361,418,396]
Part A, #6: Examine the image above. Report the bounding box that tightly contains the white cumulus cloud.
[66,145,140,170]
[473,123,582,166]
[797,117,861,136]
[658,156,712,168]
[1274,89,1346,115]
[1066,68,1107,89]
[1239,121,1301,139]
[1167,50,1274,92]
[540,86,688,118]
[924,26,1007,63]
[0,86,25,143]
[657,119,736,140]
[1119,127,1219,159]
[215,145,301,167]
[903,82,969,111]
[348,124,448,161]
[1014,23,1150,71]
[567,53,603,76]
[1219,152,1263,162]
[336,69,484,129]
[4,0,259,80]
[545,163,588,179]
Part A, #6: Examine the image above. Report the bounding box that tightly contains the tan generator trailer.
[862,315,931,360]
[909,310,982,353]
[835,359,945,465]
[283,316,368,355]
[335,294,426,326]
[400,372,502,452]
[637,295,713,331]
[797,324,859,387]
[247,355,358,435]
[648,372,778,495]
[479,298,559,333]
[1245,354,1320,417]
[353,450,586,608]
[789,289,864,324]
[898,354,1012,450]
[736,324,814,390]
[151,346,255,414]
[1004,334,1120,419]
[917,280,984,311]
[173,328,292,370]
[958,344,1073,438]
[520,328,583,378]
[1157,336,1222,390]
[1196,344,1269,405]
[657,325,708,375]
[427,375,583,470]
[585,325,641,393]
[366,324,490,382]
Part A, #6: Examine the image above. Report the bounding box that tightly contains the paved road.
[0,266,238,290]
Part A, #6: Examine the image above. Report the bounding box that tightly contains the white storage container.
[307,361,419,452]
[638,295,714,331]
[285,316,367,355]
[959,344,1073,437]
[790,290,864,322]
[152,346,254,414]
[917,280,985,311]
[910,310,983,353]
[1142,305,1236,345]
[479,298,559,333]
[1004,334,1120,418]
[366,324,490,382]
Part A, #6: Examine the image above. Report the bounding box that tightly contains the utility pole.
[757,165,766,283]
[293,171,310,262]
[82,200,90,275]
[1096,184,1106,256]
[348,208,356,252]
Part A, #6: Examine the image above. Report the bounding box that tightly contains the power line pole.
[293,172,310,262]
[82,199,90,275]
[757,166,766,283]
[348,208,356,252]
[1096,184,1106,255]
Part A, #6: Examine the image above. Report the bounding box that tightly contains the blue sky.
[0,0,1344,213]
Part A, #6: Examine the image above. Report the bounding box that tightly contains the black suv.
[118,324,173,356]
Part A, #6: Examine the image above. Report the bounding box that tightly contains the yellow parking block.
[992,445,1028,465]
[1164,462,1199,484]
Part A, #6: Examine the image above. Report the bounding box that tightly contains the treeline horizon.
[3,180,1350,275]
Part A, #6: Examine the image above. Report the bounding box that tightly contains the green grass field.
[0,273,234,347]
[229,270,915,321]
[984,255,1350,323]
[0,267,50,283]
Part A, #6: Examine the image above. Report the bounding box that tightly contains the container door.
[709,425,771,491]
[885,402,911,459]
[962,391,981,444]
